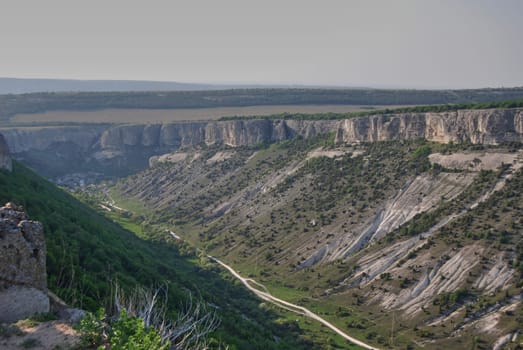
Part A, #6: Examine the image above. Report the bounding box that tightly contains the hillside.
[106,135,523,349]
[3,104,523,349]
[0,161,330,349]
[0,77,221,94]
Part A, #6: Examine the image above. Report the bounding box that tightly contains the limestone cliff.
[0,125,106,154]
[335,108,523,144]
[0,133,12,171]
[2,108,523,179]
[205,120,275,146]
[97,119,334,150]
[0,203,49,323]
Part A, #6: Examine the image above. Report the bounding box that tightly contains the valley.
[0,162,332,349]
[2,2,523,349]
[93,133,522,349]
[165,229,379,350]
[2,98,523,349]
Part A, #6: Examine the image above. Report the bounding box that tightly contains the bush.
[76,284,220,350]
[109,310,169,350]
[77,308,169,350]
[433,288,470,311]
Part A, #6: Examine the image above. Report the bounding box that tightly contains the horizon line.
[0,76,521,91]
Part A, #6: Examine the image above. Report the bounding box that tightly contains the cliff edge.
[1,108,522,180]
[335,108,523,144]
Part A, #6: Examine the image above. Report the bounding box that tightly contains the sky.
[1,0,522,88]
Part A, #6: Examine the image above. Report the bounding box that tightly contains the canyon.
[1,106,522,349]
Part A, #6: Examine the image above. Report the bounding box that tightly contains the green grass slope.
[0,162,328,349]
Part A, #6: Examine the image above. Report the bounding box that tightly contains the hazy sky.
[1,0,522,88]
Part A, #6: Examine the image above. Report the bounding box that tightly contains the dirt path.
[168,231,379,349]
[210,256,380,350]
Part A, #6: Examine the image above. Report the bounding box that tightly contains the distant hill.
[0,77,353,94]
[0,77,225,94]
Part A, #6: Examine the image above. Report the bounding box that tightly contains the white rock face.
[335,108,523,145]
[429,151,521,171]
[4,108,523,157]
[3,108,523,178]
[0,125,105,153]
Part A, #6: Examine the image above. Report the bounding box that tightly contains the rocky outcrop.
[0,203,49,322]
[0,125,106,154]
[97,119,336,150]
[205,120,274,146]
[335,109,523,144]
[0,133,12,171]
[2,108,523,179]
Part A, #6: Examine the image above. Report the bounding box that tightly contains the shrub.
[77,308,169,350]
[76,284,220,350]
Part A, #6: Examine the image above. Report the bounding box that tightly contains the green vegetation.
[110,138,440,348]
[5,117,522,348]
[433,288,470,311]
[107,134,523,349]
[0,162,321,349]
[219,99,523,121]
[77,309,169,350]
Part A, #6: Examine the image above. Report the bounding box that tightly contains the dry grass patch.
[12,105,406,124]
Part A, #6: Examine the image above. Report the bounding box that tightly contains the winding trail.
[169,231,379,350]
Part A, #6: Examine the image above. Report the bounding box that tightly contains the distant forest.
[220,99,523,121]
[1,87,523,123]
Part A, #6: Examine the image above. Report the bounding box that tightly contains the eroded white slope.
[300,172,475,267]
